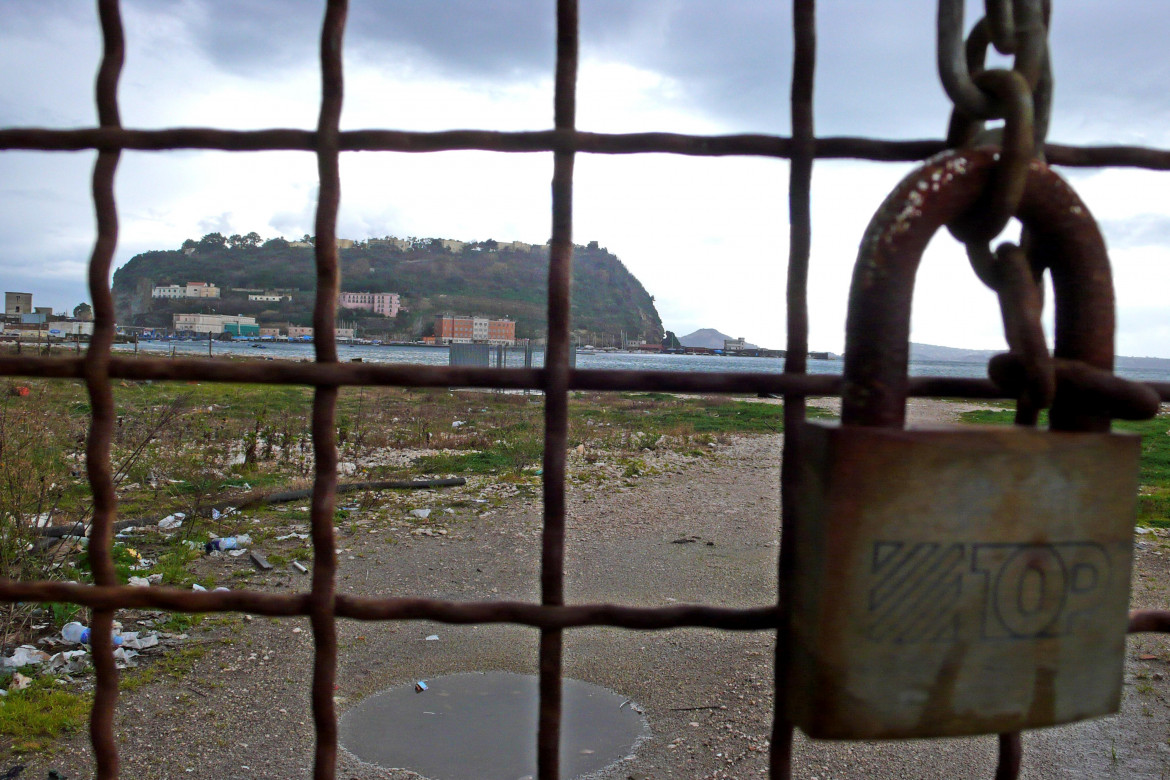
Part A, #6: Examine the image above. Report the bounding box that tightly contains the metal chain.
[938,0,1055,420]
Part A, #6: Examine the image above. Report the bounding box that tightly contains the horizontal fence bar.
[0,354,1039,398]
[9,580,1164,634]
[3,126,1170,169]
[1128,609,1170,633]
[0,581,777,631]
[4,354,1164,400]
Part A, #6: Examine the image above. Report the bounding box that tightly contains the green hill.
[112,234,663,343]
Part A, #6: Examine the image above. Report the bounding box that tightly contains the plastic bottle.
[61,621,87,644]
[205,537,239,553]
[61,622,122,646]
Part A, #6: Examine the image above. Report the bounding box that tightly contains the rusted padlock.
[786,148,1141,739]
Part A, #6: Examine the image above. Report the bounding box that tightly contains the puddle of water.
[339,671,648,780]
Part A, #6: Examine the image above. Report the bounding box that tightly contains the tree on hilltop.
[198,232,227,251]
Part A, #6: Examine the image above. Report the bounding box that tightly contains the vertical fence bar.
[309,1,347,778]
[538,1,579,777]
[85,2,126,777]
[774,0,816,777]
[995,732,1023,779]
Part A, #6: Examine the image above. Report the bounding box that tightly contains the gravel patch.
[13,398,1170,779]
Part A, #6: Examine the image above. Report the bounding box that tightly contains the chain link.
[938,0,1055,420]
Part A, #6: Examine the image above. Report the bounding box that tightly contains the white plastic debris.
[228,549,248,557]
[112,647,139,669]
[236,533,253,545]
[158,513,185,530]
[192,583,207,592]
[146,573,163,585]
[425,634,439,641]
[451,421,466,428]
[46,650,89,675]
[409,509,431,520]
[127,576,151,587]
[3,645,50,668]
[26,513,53,529]
[1136,526,1153,535]
[276,532,309,541]
[10,672,32,691]
[119,632,159,651]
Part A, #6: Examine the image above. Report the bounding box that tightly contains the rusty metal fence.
[4,1,1170,778]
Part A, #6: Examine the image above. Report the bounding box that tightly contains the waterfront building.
[434,314,516,346]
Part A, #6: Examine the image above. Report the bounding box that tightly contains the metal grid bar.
[774,0,817,776]
[85,2,125,776]
[6,127,1170,170]
[0,1,1165,778]
[306,3,347,777]
[7,355,1170,402]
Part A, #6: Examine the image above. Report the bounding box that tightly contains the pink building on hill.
[338,291,400,317]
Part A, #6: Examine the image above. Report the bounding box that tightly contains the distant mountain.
[909,342,1170,370]
[679,328,758,350]
[909,343,997,363]
[111,235,663,343]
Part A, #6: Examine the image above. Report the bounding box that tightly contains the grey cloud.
[1099,214,1170,251]
[197,212,235,235]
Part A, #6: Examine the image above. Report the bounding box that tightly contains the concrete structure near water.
[173,312,258,336]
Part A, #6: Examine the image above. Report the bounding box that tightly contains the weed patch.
[0,674,90,753]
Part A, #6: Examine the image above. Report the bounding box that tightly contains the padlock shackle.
[841,148,1114,432]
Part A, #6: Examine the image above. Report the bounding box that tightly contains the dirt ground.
[12,398,1170,779]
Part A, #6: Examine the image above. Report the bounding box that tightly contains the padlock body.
[788,421,1139,739]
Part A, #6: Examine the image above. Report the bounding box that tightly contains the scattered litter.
[47,650,89,675]
[415,680,428,692]
[26,513,53,529]
[425,635,439,642]
[112,647,139,669]
[451,421,466,428]
[3,645,50,668]
[409,509,431,519]
[214,587,230,592]
[192,584,207,592]
[1136,526,1152,535]
[158,513,185,530]
[10,672,31,691]
[146,573,163,585]
[206,537,240,553]
[119,632,159,651]
[292,561,308,574]
[127,576,151,587]
[229,549,249,557]
[250,551,273,570]
[276,532,309,541]
[60,623,124,647]
[1140,654,1159,661]
[341,506,359,512]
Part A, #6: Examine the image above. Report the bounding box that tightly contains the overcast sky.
[3,1,1170,357]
